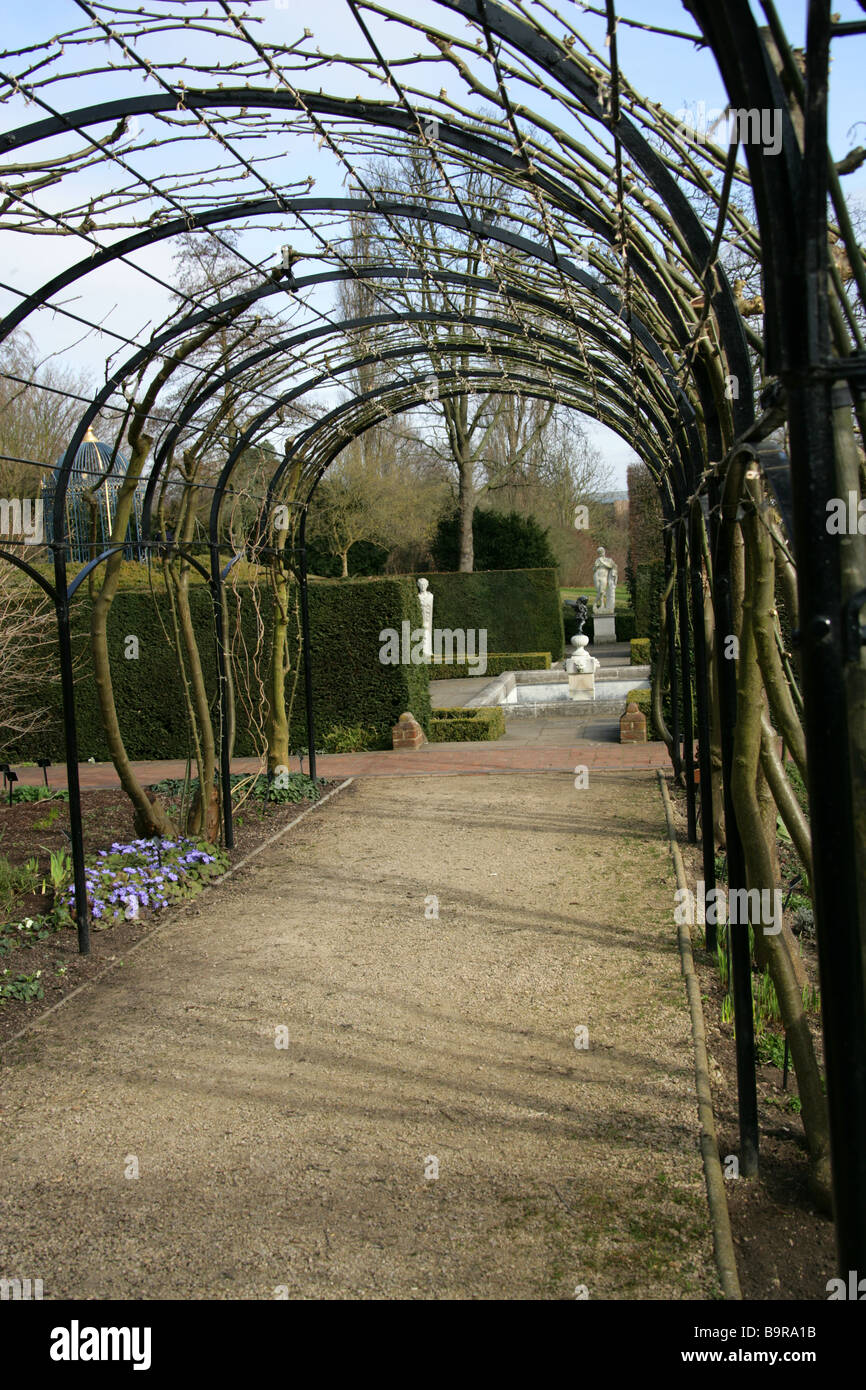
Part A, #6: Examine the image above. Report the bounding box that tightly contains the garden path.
[0,772,717,1299]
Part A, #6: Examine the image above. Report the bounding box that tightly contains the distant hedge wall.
[9,576,430,761]
[290,577,430,750]
[428,651,551,681]
[634,560,666,644]
[412,567,563,657]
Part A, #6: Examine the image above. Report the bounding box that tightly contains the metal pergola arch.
[0,40,747,1183]
[0,85,751,402]
[16,198,696,934]
[0,0,863,1278]
[277,361,676,769]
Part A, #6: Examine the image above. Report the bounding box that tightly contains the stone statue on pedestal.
[592,547,618,613]
[417,577,434,661]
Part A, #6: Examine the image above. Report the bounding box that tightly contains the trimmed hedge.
[10,576,430,761]
[412,568,563,657]
[428,651,551,681]
[429,707,506,742]
[291,577,431,750]
[634,560,666,642]
[630,638,651,666]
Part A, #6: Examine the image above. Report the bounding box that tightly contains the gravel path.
[0,772,719,1300]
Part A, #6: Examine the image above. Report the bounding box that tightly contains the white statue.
[417,577,434,661]
[592,547,617,613]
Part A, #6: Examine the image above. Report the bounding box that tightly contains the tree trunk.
[220,582,236,764]
[736,492,832,1211]
[170,560,218,839]
[832,396,866,956]
[91,574,176,838]
[89,437,176,839]
[87,323,223,839]
[266,561,291,774]
[457,441,474,572]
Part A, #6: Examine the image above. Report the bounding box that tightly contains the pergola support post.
[209,546,234,851]
[297,510,317,782]
[664,526,682,782]
[53,547,90,956]
[676,521,697,842]
[709,471,759,1178]
[782,0,866,1274]
[690,501,717,953]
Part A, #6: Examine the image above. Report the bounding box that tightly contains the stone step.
[596,665,649,682]
[504,698,628,719]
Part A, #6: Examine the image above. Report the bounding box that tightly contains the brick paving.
[12,727,671,791]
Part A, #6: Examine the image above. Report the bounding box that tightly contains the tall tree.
[344,152,575,570]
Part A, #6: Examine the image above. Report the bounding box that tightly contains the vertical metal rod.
[689,502,717,952]
[676,522,697,842]
[298,510,317,781]
[53,547,89,956]
[709,473,759,1177]
[209,545,234,850]
[665,527,682,781]
[784,0,866,1275]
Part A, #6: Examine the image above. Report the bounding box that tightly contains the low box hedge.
[428,651,551,681]
[630,638,651,666]
[429,707,506,742]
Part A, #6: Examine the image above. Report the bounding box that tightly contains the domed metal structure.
[41,426,145,563]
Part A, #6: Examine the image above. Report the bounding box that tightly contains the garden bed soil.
[0,780,339,1047]
[668,781,836,1300]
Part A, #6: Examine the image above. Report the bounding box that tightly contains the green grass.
[561,585,630,605]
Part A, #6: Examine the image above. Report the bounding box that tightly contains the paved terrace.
[13,729,670,789]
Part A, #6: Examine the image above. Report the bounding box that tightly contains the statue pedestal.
[592,612,616,644]
[568,672,595,701]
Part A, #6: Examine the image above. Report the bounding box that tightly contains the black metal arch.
[0,195,698,414]
[163,317,683,541]
[0,80,751,415]
[687,0,866,1285]
[0,73,748,542]
[1,0,862,1284]
[10,191,708,598]
[151,281,686,521]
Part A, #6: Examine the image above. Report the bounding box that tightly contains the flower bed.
[57,837,229,927]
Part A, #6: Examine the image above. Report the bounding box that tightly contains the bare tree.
[0,563,56,752]
[343,153,576,570]
[0,331,94,501]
